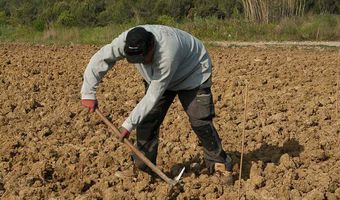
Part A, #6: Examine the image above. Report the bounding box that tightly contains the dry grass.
[241,0,306,23]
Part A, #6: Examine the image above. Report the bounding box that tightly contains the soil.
[0,43,339,200]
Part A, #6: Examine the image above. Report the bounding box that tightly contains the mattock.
[95,109,185,186]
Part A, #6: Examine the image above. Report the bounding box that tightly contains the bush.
[156,15,176,26]
[298,14,339,40]
[32,19,45,32]
[57,11,76,26]
[0,11,6,25]
[275,17,299,39]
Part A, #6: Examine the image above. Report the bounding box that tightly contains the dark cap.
[124,27,154,63]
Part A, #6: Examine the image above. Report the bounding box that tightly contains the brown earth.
[0,43,339,200]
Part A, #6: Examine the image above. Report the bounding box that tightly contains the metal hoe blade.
[174,167,185,182]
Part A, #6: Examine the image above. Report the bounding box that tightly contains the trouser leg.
[178,86,232,174]
[132,88,176,174]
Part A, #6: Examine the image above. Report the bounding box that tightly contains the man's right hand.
[118,127,130,142]
[81,99,98,112]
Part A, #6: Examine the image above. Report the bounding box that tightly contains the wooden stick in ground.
[336,67,339,127]
[95,109,177,186]
[238,83,249,200]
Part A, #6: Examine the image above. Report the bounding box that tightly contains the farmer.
[80,25,233,184]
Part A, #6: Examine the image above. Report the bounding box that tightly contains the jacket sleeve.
[81,32,127,100]
[122,49,179,132]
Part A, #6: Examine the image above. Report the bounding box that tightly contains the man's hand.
[81,99,98,112]
[119,127,130,142]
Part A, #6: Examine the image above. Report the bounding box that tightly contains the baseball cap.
[124,27,154,63]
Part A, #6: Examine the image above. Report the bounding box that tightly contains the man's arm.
[81,33,127,100]
[122,54,179,132]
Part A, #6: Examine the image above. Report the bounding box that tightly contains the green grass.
[0,14,339,45]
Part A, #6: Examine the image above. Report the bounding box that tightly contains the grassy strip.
[0,14,339,45]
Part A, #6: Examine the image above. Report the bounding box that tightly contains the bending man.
[81,25,233,184]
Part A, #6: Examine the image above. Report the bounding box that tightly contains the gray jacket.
[81,25,212,131]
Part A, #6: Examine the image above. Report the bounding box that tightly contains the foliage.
[0,14,338,44]
[57,11,76,26]
[0,11,6,25]
[305,0,340,14]
[298,14,339,40]
[0,0,338,28]
[156,15,176,26]
[32,19,45,31]
[0,0,338,44]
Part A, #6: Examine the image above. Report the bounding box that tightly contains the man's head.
[124,27,155,64]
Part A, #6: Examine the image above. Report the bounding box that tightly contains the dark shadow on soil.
[229,138,304,180]
[170,138,304,181]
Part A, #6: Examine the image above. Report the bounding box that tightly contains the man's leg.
[178,86,232,174]
[133,88,176,174]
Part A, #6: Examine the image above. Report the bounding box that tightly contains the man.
[81,25,233,184]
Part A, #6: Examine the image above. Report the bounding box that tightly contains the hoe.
[95,109,185,186]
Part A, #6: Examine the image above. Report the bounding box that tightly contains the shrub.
[275,17,299,39]
[57,11,76,26]
[298,14,339,40]
[32,19,45,32]
[156,15,176,26]
[0,11,6,25]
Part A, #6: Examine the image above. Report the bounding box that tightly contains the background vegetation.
[0,0,339,44]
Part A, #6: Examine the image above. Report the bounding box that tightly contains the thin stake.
[238,83,249,200]
[336,66,339,127]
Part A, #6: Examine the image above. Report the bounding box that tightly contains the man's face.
[143,43,155,65]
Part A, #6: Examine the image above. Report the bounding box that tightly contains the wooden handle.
[95,109,176,185]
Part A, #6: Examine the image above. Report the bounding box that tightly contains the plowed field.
[0,43,339,199]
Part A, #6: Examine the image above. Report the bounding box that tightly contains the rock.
[259,189,275,200]
[135,179,148,192]
[312,173,331,193]
[325,192,337,200]
[102,188,116,200]
[254,134,264,143]
[205,192,217,199]
[81,180,95,193]
[250,175,265,189]
[210,174,220,184]
[250,161,263,177]
[290,189,302,200]
[267,113,285,124]
[39,127,53,137]
[309,149,328,162]
[249,161,265,188]
[335,187,340,198]
[304,189,325,200]
[245,120,256,130]
[279,153,296,169]
[264,163,276,175]
[30,99,44,110]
